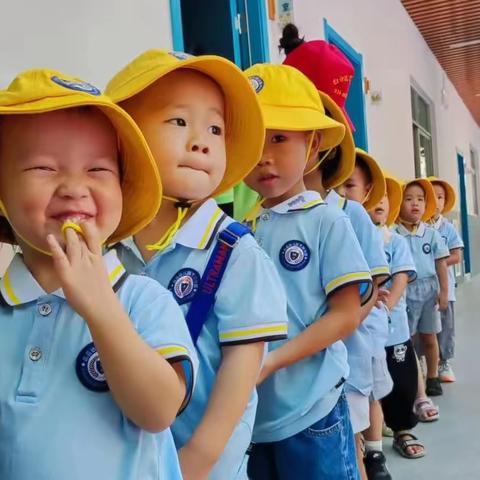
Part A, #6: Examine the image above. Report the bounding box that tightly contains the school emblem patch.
[279,240,310,271]
[168,268,200,305]
[76,342,108,392]
[249,75,264,93]
[51,76,101,96]
[422,243,432,254]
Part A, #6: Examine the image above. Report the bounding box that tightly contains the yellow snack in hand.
[61,221,84,239]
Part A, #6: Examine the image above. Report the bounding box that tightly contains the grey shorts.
[370,356,393,401]
[407,278,441,335]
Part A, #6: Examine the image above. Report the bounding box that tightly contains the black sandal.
[393,433,425,459]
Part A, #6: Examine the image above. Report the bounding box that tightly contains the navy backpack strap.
[186,222,251,344]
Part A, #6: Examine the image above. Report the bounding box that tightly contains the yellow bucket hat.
[0,69,161,246]
[400,178,437,222]
[317,91,355,189]
[427,176,456,214]
[354,148,386,211]
[383,173,402,226]
[244,64,345,150]
[106,49,265,198]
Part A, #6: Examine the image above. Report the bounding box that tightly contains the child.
[368,175,425,472]
[335,149,394,479]
[282,36,389,476]
[396,179,449,397]
[0,69,198,479]
[243,62,373,480]
[428,177,464,382]
[106,50,288,480]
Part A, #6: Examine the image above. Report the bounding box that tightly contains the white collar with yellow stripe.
[397,221,426,238]
[0,249,127,306]
[267,191,324,214]
[325,189,347,210]
[173,198,227,250]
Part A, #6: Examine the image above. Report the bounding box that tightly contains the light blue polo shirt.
[431,216,464,301]
[0,250,197,480]
[326,190,390,393]
[118,198,288,474]
[395,222,449,280]
[247,191,373,442]
[383,229,417,347]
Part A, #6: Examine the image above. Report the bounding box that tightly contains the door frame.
[323,18,368,150]
[457,151,471,274]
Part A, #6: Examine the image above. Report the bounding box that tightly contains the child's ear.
[309,131,322,160]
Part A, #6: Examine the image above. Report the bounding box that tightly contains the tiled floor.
[387,276,480,479]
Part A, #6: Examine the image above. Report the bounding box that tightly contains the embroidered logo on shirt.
[51,76,101,96]
[279,240,310,271]
[422,243,432,254]
[168,268,200,305]
[287,195,306,208]
[392,344,407,363]
[76,342,109,392]
[249,75,264,93]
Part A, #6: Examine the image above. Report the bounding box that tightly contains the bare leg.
[420,333,440,378]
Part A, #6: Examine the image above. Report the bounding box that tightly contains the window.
[411,87,434,177]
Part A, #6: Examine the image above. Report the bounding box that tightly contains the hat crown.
[284,40,354,108]
[0,69,102,107]
[245,63,325,114]
[105,49,194,102]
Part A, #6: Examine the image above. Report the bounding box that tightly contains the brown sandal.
[393,433,425,459]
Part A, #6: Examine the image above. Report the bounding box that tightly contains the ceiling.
[401,0,480,126]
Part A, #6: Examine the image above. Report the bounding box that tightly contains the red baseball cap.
[283,40,355,130]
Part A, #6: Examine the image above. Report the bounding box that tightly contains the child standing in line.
[0,69,198,480]
[428,177,464,383]
[396,179,449,397]
[337,149,395,480]
[243,63,373,480]
[107,50,288,480]
[281,41,391,478]
[368,175,425,474]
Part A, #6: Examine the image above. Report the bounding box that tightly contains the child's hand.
[376,288,390,308]
[178,444,212,480]
[438,292,449,311]
[47,223,116,320]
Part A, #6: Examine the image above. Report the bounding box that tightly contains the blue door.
[457,152,471,274]
[170,0,269,68]
[324,19,368,150]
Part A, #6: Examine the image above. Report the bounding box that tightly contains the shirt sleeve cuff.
[219,323,288,346]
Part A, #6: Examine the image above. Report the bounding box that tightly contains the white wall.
[0,0,174,89]
[267,0,480,203]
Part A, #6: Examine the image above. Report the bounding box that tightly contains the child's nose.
[57,177,89,199]
[190,142,209,154]
[258,154,273,167]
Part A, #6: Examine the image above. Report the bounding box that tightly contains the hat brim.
[107,55,265,198]
[355,149,386,211]
[401,179,437,222]
[428,177,456,214]
[261,103,345,151]
[318,92,355,189]
[0,97,161,243]
[385,176,402,226]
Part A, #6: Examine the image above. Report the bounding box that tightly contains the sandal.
[413,397,439,422]
[393,433,425,459]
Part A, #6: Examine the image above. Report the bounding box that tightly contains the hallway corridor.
[388,276,480,479]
